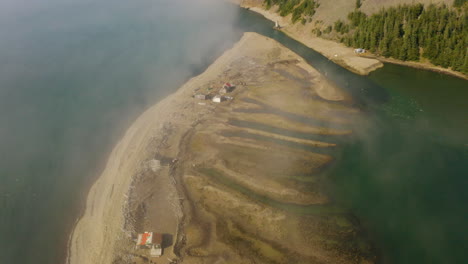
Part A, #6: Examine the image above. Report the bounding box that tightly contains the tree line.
[263,1,467,75]
[264,0,319,24]
[334,4,467,74]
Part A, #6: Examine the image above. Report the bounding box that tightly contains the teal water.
[340,65,468,264]
[237,11,468,263]
[0,1,466,264]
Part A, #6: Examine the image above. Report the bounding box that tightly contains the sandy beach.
[362,55,468,80]
[66,78,196,264]
[67,32,275,264]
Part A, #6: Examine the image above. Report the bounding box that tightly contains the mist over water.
[0,0,242,263]
[326,65,468,263]
[0,1,466,264]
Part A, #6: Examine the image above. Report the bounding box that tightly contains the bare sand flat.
[66,79,196,264]
[67,32,285,264]
[174,32,375,263]
[68,32,375,264]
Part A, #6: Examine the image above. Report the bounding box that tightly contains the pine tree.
[356,0,362,9]
[319,1,467,73]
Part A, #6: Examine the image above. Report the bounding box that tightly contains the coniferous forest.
[265,0,319,24]
[263,0,468,74]
[339,4,467,74]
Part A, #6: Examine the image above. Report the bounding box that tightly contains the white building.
[354,48,366,54]
[194,94,207,100]
[212,95,224,103]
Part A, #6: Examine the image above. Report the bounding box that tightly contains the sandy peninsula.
[68,32,375,264]
[66,34,237,264]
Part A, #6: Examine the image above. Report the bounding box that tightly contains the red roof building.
[137,232,153,246]
[136,231,163,257]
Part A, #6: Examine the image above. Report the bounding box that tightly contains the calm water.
[0,0,244,263]
[0,1,466,264]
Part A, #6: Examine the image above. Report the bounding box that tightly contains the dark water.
[0,1,466,264]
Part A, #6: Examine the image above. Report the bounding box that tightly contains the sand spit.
[68,32,375,264]
[66,78,194,264]
[67,33,260,264]
[363,55,468,80]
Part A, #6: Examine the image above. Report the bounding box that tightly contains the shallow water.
[0,1,466,264]
[341,65,468,263]
[237,10,468,264]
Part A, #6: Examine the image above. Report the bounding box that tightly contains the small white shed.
[212,95,224,103]
[354,48,366,54]
[194,94,207,100]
